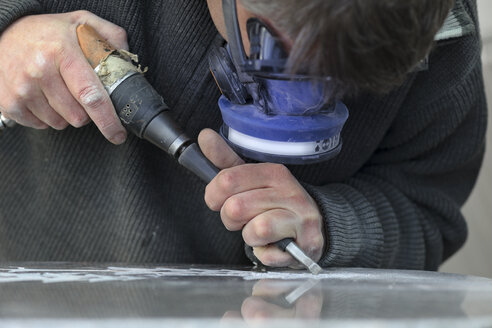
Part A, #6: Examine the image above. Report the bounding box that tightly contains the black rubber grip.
[275,238,294,251]
[110,74,168,138]
[178,143,220,183]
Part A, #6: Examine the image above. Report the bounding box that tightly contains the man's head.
[207,0,454,98]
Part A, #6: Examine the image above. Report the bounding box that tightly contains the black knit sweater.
[0,0,487,270]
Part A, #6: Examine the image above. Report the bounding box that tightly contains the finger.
[2,103,48,129]
[198,128,244,169]
[241,296,295,320]
[252,280,294,297]
[221,311,243,319]
[245,208,324,265]
[0,81,47,129]
[205,163,290,211]
[242,295,322,321]
[244,293,323,319]
[253,245,298,268]
[26,46,89,128]
[295,293,324,319]
[242,209,298,247]
[58,47,127,144]
[73,10,129,50]
[220,311,248,328]
[253,237,324,269]
[220,188,286,231]
[40,68,90,128]
[25,87,69,130]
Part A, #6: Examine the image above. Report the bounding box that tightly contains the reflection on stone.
[0,264,491,325]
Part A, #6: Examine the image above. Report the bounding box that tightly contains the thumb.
[198,128,245,169]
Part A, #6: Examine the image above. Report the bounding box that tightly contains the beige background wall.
[440,0,492,278]
[478,0,492,37]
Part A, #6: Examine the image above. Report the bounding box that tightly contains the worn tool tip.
[284,241,323,275]
[309,263,323,275]
[76,24,117,69]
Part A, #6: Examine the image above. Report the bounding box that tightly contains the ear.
[198,128,245,169]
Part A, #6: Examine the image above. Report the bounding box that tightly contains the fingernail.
[111,132,127,145]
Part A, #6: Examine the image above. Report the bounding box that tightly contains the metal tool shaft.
[286,242,323,275]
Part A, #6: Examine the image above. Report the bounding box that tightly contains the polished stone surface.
[0,263,491,327]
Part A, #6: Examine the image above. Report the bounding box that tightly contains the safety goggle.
[222,0,293,79]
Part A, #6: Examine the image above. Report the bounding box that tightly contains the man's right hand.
[0,11,129,144]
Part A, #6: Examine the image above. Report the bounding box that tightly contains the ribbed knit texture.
[0,0,487,270]
[0,0,41,32]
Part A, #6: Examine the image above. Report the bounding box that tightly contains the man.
[0,0,486,270]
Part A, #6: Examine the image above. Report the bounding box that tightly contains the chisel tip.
[308,262,323,275]
[284,241,323,275]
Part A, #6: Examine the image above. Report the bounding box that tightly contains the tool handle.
[275,238,295,251]
[178,143,220,183]
[111,73,168,138]
[77,24,116,69]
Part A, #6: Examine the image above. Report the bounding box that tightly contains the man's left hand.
[198,128,325,268]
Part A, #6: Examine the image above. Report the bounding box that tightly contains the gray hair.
[240,0,454,98]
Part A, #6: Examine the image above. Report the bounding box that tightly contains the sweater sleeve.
[305,11,487,270]
[0,0,42,33]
